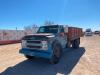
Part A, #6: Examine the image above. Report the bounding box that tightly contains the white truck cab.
[85,29,93,36]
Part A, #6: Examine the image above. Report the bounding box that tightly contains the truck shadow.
[0,47,85,75]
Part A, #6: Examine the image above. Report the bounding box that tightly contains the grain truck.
[19,25,83,64]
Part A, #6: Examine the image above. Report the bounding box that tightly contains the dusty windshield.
[37,25,58,33]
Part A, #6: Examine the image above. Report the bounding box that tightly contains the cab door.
[58,26,67,49]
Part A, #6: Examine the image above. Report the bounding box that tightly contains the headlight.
[41,41,48,50]
[21,40,27,48]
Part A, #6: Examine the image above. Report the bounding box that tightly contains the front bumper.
[19,48,52,59]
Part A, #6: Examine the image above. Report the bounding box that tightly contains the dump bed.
[67,27,83,41]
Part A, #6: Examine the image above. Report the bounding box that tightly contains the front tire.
[50,43,62,64]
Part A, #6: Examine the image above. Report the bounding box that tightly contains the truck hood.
[23,33,55,40]
[28,33,54,36]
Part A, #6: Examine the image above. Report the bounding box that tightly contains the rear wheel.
[25,55,34,59]
[72,38,80,49]
[50,43,62,64]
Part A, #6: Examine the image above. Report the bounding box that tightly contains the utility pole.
[16,27,18,40]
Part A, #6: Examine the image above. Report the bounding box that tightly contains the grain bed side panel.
[68,27,83,41]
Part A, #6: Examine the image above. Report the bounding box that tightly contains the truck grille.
[26,40,42,49]
[27,45,41,49]
[27,40,41,43]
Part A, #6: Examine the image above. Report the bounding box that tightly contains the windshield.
[37,25,58,33]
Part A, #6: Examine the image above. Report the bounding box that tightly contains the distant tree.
[24,26,31,31]
[2,31,9,40]
[31,24,38,33]
[44,20,54,26]
[24,24,38,34]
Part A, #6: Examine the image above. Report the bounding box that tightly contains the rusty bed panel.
[67,27,83,41]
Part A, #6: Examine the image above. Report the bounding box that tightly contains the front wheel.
[50,43,62,64]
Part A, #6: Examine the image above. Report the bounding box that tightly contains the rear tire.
[72,38,80,49]
[25,55,34,59]
[50,43,62,64]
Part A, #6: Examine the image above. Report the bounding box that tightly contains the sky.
[0,0,100,31]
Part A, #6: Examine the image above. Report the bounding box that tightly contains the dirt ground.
[0,35,100,75]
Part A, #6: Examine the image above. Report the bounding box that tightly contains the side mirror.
[64,25,68,33]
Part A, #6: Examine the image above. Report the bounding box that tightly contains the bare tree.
[24,24,38,35]
[3,31,8,40]
[44,20,54,26]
